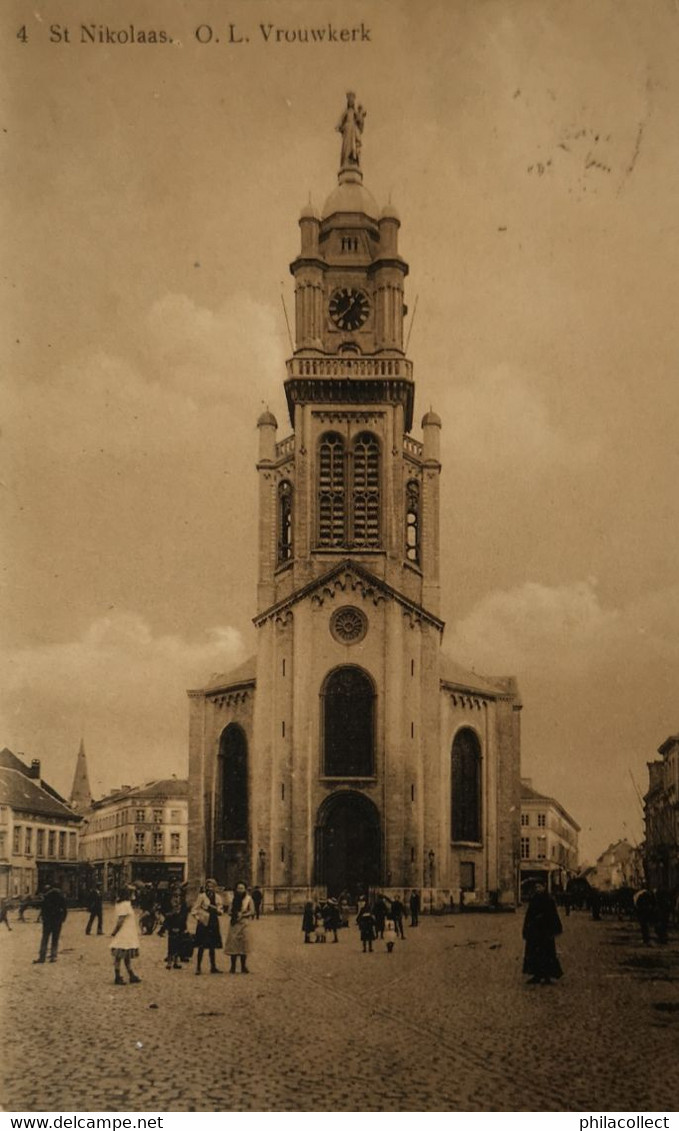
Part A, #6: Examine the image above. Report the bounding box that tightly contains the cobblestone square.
[1,908,677,1112]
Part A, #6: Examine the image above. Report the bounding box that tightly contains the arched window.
[322,666,375,777]
[277,480,293,564]
[352,433,380,547]
[405,479,420,564]
[451,728,482,842]
[318,433,346,546]
[219,724,248,842]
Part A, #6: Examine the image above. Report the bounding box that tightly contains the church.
[187,96,522,909]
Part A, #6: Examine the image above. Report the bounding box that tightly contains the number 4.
[16,25,28,43]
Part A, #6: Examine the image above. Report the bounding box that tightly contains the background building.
[589,838,644,891]
[0,748,81,899]
[520,778,579,895]
[78,777,188,896]
[644,733,679,890]
[188,102,522,910]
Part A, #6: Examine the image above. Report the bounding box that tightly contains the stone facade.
[188,111,522,909]
[519,778,580,895]
[644,733,679,890]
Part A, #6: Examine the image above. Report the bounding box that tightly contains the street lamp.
[428,850,435,914]
[258,848,266,885]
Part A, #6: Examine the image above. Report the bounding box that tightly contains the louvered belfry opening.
[318,432,346,546]
[317,430,381,549]
[352,432,380,547]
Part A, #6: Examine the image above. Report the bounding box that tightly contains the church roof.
[252,559,445,633]
[321,178,379,221]
[439,656,515,698]
[0,766,81,822]
[69,738,93,811]
[198,656,257,695]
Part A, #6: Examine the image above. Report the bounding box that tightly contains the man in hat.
[33,882,68,964]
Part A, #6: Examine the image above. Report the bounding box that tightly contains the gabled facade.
[0,748,81,899]
[188,97,522,909]
[519,779,580,895]
[644,733,679,890]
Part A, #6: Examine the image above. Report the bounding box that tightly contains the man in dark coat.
[85,886,103,935]
[251,886,263,919]
[409,889,421,927]
[389,894,406,939]
[522,883,563,985]
[34,883,68,964]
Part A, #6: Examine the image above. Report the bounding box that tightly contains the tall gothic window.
[318,433,346,546]
[219,724,249,842]
[317,431,381,548]
[451,728,482,842]
[322,666,375,777]
[352,433,380,547]
[277,480,293,564]
[405,479,421,564]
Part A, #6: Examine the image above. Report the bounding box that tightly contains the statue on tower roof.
[337,92,366,174]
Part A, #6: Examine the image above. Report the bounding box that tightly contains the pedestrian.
[409,889,421,927]
[110,884,142,985]
[302,900,315,943]
[160,890,189,969]
[357,902,376,953]
[373,893,387,939]
[252,886,263,919]
[633,887,656,946]
[323,896,341,943]
[191,878,224,974]
[654,888,671,945]
[224,880,255,973]
[389,894,406,939]
[85,886,103,935]
[314,910,327,943]
[33,883,67,964]
[522,882,563,985]
[0,898,11,931]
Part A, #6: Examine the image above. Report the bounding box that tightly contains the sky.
[2,0,678,863]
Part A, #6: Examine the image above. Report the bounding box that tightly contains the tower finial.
[336,91,367,183]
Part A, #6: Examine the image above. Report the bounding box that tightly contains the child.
[314,912,326,943]
[159,891,188,969]
[110,885,142,985]
[302,900,315,944]
[356,904,376,953]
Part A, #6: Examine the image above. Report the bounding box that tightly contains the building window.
[322,665,375,777]
[537,835,547,860]
[13,826,21,854]
[520,813,529,827]
[0,806,7,824]
[24,828,32,854]
[37,829,45,856]
[351,433,380,547]
[317,431,381,549]
[135,832,146,855]
[318,432,345,546]
[219,724,249,842]
[451,728,482,842]
[460,862,476,891]
[405,479,421,564]
[58,832,66,858]
[170,832,181,854]
[537,813,546,827]
[0,832,6,859]
[521,836,530,860]
[48,831,56,858]
[153,832,164,854]
[136,809,146,823]
[277,480,293,563]
[170,810,181,821]
[152,809,163,824]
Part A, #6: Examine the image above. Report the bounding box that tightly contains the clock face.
[329,287,370,331]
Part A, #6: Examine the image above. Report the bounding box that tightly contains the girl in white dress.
[110,885,141,985]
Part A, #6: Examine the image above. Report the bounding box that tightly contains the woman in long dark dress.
[191,878,223,974]
[522,883,563,985]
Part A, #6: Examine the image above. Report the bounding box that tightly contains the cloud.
[440,365,599,471]
[447,577,679,676]
[0,612,246,797]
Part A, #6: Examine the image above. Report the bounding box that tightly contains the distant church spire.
[69,738,93,811]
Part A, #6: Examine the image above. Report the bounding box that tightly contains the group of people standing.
[302,890,421,952]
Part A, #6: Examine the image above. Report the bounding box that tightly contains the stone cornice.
[253,559,445,632]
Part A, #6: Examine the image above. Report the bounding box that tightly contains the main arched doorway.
[314,791,381,899]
